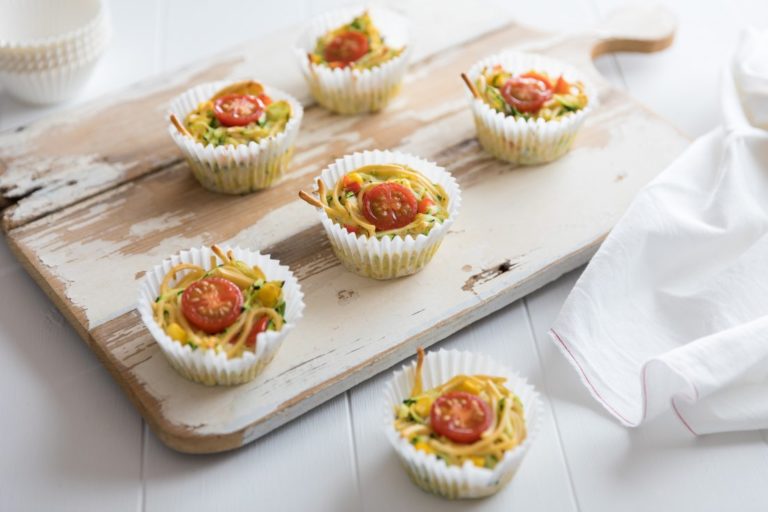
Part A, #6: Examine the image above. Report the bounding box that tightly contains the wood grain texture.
[0,5,689,453]
[0,0,513,230]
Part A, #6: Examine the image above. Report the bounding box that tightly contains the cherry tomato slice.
[342,175,361,194]
[430,391,493,444]
[181,277,243,334]
[553,75,571,94]
[361,182,418,231]
[417,196,434,214]
[344,224,361,234]
[324,31,369,65]
[213,94,264,127]
[501,76,553,114]
[520,71,553,90]
[244,315,270,348]
[257,93,272,106]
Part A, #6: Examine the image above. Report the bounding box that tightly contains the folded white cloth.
[549,28,768,435]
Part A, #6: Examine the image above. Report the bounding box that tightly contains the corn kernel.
[413,441,435,455]
[165,323,187,343]
[258,282,282,308]
[469,455,485,468]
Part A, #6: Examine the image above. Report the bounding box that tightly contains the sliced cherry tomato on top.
[342,174,362,194]
[430,391,493,444]
[361,182,418,231]
[213,94,265,127]
[553,75,571,94]
[417,196,434,214]
[520,71,553,90]
[244,315,270,348]
[324,31,369,65]
[181,277,243,334]
[501,76,553,114]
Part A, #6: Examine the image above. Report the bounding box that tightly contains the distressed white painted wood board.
[0,0,513,230]
[2,1,768,511]
[1,3,688,454]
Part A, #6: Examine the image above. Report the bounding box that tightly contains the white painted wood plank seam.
[523,298,582,512]
[344,391,365,511]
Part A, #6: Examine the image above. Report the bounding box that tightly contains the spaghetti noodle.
[184,81,292,147]
[308,11,404,70]
[474,65,588,121]
[393,348,527,469]
[152,245,286,359]
[314,163,450,239]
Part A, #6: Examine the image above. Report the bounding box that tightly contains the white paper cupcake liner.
[312,150,461,280]
[295,6,411,114]
[0,23,111,72]
[168,80,304,194]
[136,246,305,386]
[0,0,107,50]
[466,51,596,165]
[0,56,103,105]
[384,349,542,499]
[0,2,109,104]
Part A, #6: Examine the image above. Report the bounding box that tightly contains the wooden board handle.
[591,4,677,57]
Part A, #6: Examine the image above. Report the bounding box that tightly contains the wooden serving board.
[0,2,687,453]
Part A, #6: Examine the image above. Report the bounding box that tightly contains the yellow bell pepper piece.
[165,323,187,343]
[258,281,282,308]
[413,396,434,419]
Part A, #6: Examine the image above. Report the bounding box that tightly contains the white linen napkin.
[549,28,768,435]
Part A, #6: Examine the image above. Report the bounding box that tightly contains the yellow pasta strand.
[318,164,449,239]
[394,352,527,469]
[154,246,286,359]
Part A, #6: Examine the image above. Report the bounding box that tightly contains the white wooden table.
[1,1,767,511]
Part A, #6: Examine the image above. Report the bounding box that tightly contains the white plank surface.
[525,272,768,512]
[1,0,767,511]
[349,304,579,512]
